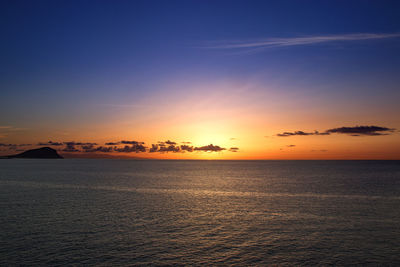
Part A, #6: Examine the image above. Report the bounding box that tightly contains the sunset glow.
[1,1,399,159]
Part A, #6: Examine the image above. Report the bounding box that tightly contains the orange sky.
[1,5,400,160]
[1,80,399,159]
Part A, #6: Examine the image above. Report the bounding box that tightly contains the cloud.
[149,144,159,153]
[315,131,330,136]
[105,141,145,146]
[62,143,79,152]
[0,143,17,151]
[205,33,400,52]
[114,144,146,153]
[60,141,99,152]
[277,131,313,137]
[229,147,239,152]
[157,142,166,146]
[149,142,228,153]
[148,140,180,152]
[276,125,395,137]
[287,145,296,147]
[38,141,63,146]
[0,126,12,138]
[7,138,234,155]
[64,141,98,146]
[0,143,31,151]
[0,126,27,132]
[57,141,146,153]
[276,131,326,137]
[149,142,181,153]
[325,126,395,136]
[0,143,16,147]
[121,140,145,145]
[180,145,194,152]
[105,142,120,145]
[83,145,113,153]
[159,145,180,153]
[165,140,176,145]
[81,144,95,150]
[194,144,226,152]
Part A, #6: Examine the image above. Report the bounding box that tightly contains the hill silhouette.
[4,147,63,159]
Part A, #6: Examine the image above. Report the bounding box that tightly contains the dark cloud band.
[29,140,236,154]
[326,126,394,136]
[276,125,394,137]
[194,144,226,152]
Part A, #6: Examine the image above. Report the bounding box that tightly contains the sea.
[0,160,399,266]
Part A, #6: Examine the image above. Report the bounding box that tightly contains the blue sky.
[1,0,400,158]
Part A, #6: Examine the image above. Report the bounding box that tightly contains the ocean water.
[0,160,399,266]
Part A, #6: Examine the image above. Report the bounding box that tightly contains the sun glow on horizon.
[1,2,400,160]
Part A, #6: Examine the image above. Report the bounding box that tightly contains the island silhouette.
[1,147,63,159]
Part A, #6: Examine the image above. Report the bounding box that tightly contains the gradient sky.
[1,0,400,159]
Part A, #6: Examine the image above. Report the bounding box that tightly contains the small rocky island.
[2,147,63,159]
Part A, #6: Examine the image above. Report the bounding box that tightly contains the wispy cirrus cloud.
[0,126,28,140]
[204,33,400,52]
[0,126,27,131]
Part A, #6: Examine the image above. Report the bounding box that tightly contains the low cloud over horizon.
[277,131,329,137]
[276,125,395,137]
[5,140,237,155]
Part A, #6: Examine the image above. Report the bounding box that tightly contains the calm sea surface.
[1,160,399,265]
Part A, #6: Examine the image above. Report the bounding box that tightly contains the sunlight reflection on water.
[1,160,399,265]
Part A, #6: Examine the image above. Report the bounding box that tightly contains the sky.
[1,0,400,159]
